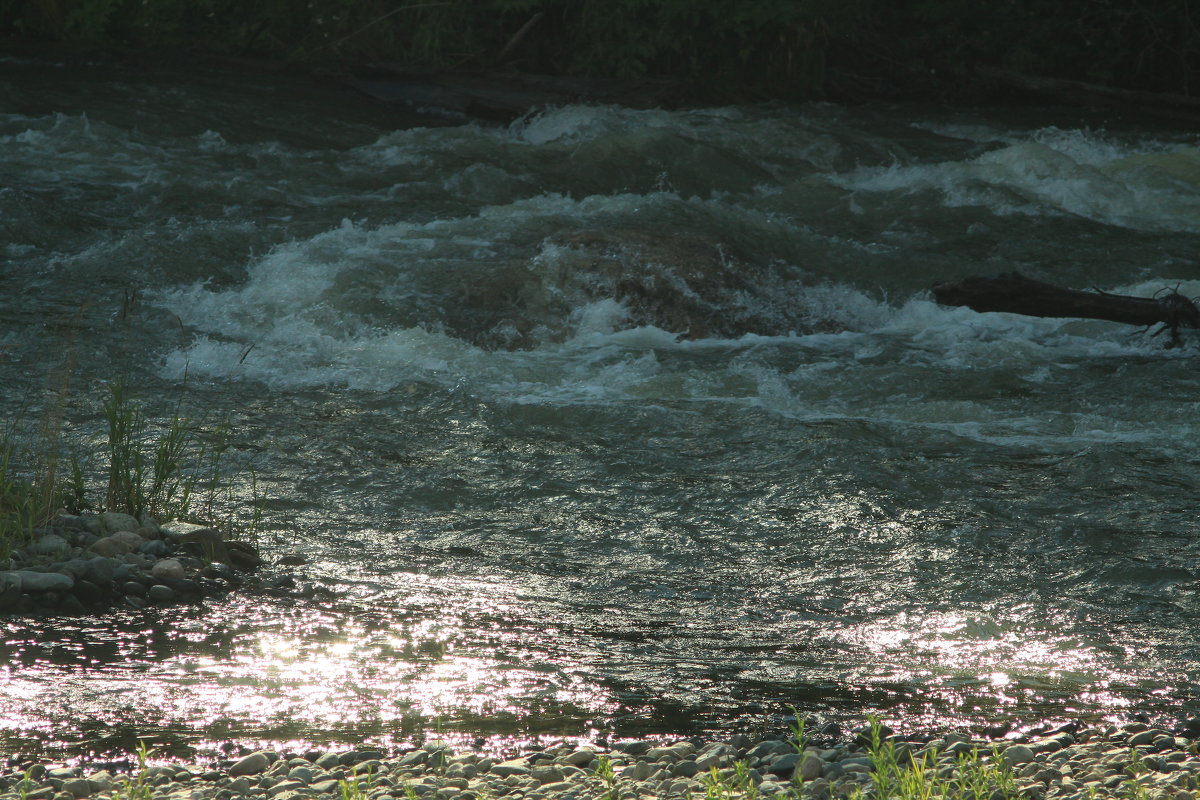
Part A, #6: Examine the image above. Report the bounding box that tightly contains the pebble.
[0,512,311,615]
[3,719,1200,800]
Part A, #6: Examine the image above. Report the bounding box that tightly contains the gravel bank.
[4,719,1200,800]
[0,511,318,614]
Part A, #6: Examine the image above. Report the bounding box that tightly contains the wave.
[831,126,1200,233]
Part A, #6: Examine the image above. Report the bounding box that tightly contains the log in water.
[932,272,1200,344]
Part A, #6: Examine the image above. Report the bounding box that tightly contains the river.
[3,54,1200,762]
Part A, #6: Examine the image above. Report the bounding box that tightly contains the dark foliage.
[1,0,1196,101]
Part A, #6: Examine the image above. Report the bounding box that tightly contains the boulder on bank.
[160,521,228,562]
[0,513,283,615]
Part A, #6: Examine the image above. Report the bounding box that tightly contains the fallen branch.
[931,272,1200,345]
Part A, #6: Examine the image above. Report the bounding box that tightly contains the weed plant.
[0,378,262,558]
[102,379,263,538]
[113,741,153,800]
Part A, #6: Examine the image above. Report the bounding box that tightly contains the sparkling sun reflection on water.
[838,607,1159,733]
[0,571,624,759]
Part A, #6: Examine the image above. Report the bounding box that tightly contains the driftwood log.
[932,272,1200,345]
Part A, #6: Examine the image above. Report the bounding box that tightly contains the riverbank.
[0,511,318,614]
[4,719,1200,800]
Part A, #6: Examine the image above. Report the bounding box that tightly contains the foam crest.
[834,127,1200,233]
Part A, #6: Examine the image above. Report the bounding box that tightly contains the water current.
[3,56,1200,762]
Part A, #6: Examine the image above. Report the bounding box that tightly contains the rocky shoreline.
[3,719,1200,800]
[0,511,318,614]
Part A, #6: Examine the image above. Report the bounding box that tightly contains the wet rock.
[0,572,21,610]
[226,541,264,569]
[89,532,144,557]
[139,540,168,557]
[147,584,176,603]
[161,577,200,596]
[202,562,235,580]
[84,557,115,587]
[229,752,272,777]
[56,593,87,613]
[1003,744,1036,766]
[613,740,652,756]
[120,581,147,597]
[151,558,187,581]
[98,512,140,533]
[13,570,75,592]
[798,750,824,780]
[61,778,91,797]
[29,534,70,557]
[160,521,228,562]
[72,579,104,606]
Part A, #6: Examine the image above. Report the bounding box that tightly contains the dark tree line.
[2,0,1197,103]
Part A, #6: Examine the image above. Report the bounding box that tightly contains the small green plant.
[338,764,374,800]
[1125,747,1149,777]
[16,767,36,800]
[846,718,1019,800]
[0,440,37,559]
[99,379,261,538]
[104,381,206,521]
[594,754,619,800]
[1122,777,1152,800]
[785,706,807,753]
[114,740,153,800]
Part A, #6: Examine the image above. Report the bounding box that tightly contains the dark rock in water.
[120,578,147,597]
[0,573,21,610]
[15,570,75,593]
[160,577,200,596]
[276,554,308,567]
[56,593,87,614]
[147,584,176,604]
[266,574,296,590]
[438,227,824,350]
[72,579,105,606]
[342,750,386,765]
[160,522,228,562]
[226,542,264,569]
[84,556,116,587]
[612,741,652,756]
[202,563,235,580]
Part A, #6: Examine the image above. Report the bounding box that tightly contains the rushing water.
[3,55,1200,762]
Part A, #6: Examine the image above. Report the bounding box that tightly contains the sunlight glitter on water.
[847,609,1128,703]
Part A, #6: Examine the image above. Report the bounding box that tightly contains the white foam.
[833,127,1200,233]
